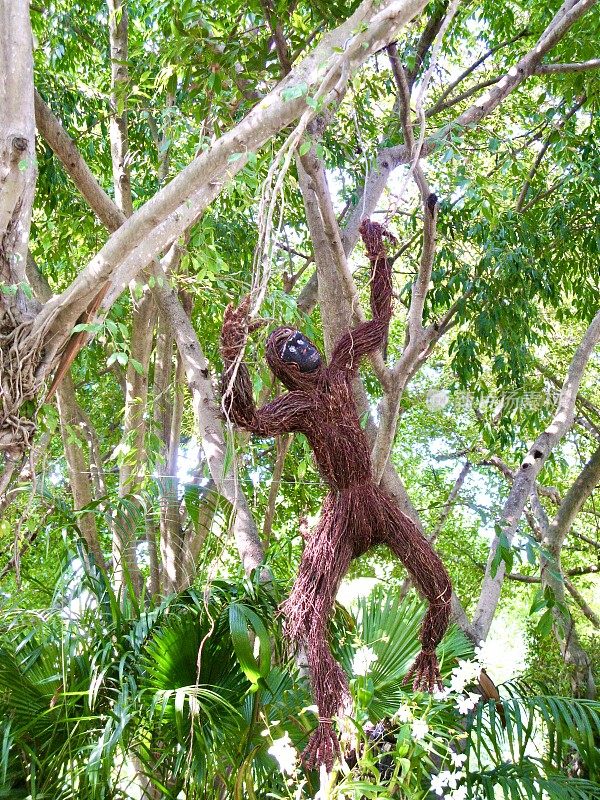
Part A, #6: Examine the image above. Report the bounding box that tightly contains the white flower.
[448,786,468,800]
[426,388,450,411]
[411,718,429,741]
[473,639,495,671]
[433,686,451,701]
[352,645,377,676]
[268,732,298,775]
[449,658,482,694]
[450,751,467,768]
[455,692,480,715]
[430,772,448,795]
[441,770,464,790]
[394,703,413,723]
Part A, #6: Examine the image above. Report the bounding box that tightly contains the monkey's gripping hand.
[358,218,396,323]
[220,295,265,364]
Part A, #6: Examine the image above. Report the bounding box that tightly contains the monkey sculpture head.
[266,326,324,390]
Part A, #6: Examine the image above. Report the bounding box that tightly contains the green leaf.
[228,603,271,684]
[536,608,553,638]
[281,81,308,102]
[72,322,103,334]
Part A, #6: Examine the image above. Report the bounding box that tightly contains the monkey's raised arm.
[220,299,308,436]
[329,219,394,372]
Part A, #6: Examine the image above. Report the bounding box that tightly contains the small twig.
[516,95,586,211]
[428,29,530,115]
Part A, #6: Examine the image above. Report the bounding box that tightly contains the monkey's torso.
[299,371,373,493]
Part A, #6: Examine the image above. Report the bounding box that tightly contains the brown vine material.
[221,219,452,770]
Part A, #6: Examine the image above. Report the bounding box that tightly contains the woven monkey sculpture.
[220,219,452,770]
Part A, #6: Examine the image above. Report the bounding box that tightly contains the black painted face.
[280,331,322,373]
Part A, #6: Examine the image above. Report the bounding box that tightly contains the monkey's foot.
[302,720,340,772]
[405,649,443,693]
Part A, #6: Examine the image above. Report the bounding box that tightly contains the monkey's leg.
[281,498,354,771]
[378,496,452,692]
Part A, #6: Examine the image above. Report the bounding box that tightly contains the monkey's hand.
[220,295,265,362]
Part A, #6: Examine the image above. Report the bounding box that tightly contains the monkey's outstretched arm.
[329,219,394,371]
[220,298,308,436]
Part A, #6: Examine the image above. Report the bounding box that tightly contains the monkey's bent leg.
[378,496,452,692]
[281,498,355,771]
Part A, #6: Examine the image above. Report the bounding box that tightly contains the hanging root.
[405,649,443,693]
[0,310,45,461]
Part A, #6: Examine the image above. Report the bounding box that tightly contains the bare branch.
[536,58,600,73]
[548,442,600,556]
[534,358,600,425]
[296,146,391,386]
[480,454,562,504]
[530,487,596,698]
[426,74,502,117]
[150,262,268,577]
[260,0,292,75]
[34,91,125,233]
[406,0,449,88]
[107,0,133,216]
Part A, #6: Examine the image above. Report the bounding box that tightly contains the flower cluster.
[352,645,378,677]
[432,652,486,720]
[430,753,468,798]
[267,732,298,776]
[392,703,429,743]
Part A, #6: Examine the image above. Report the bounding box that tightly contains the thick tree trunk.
[0,2,38,462]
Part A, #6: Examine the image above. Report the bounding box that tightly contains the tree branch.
[405,0,449,88]
[297,0,596,325]
[427,29,530,116]
[32,0,431,342]
[564,577,600,629]
[536,58,600,73]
